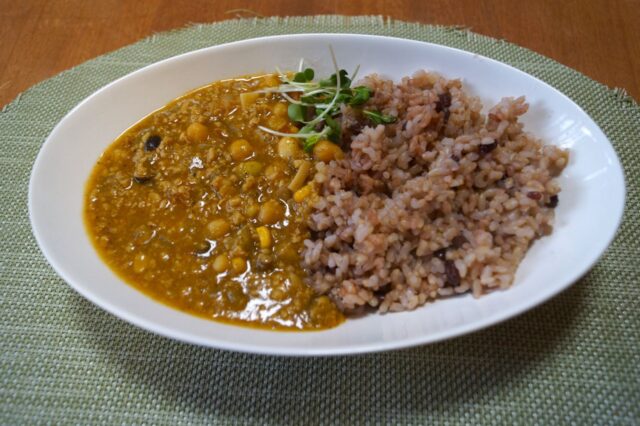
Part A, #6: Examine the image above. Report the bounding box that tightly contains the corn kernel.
[256,226,272,248]
[293,185,312,202]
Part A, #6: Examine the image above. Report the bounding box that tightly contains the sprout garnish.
[255,47,397,152]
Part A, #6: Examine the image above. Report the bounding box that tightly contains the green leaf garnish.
[350,86,372,106]
[324,115,341,144]
[302,125,331,152]
[319,69,350,89]
[363,109,397,125]
[303,134,321,152]
[288,103,304,122]
[298,123,316,134]
[293,68,315,83]
[252,47,396,150]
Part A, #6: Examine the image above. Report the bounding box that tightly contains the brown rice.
[302,70,568,314]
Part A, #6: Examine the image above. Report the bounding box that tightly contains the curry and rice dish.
[85,65,568,330]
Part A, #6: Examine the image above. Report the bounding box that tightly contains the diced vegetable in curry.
[85,74,344,330]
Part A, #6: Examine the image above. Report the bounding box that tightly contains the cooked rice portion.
[303,70,568,313]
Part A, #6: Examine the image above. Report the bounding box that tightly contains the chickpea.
[219,182,236,197]
[288,272,304,289]
[272,102,288,117]
[244,202,260,218]
[229,139,253,162]
[267,115,288,131]
[231,257,247,274]
[227,197,242,208]
[207,218,230,239]
[258,200,285,225]
[313,140,344,162]
[277,137,301,160]
[186,122,209,142]
[242,175,257,192]
[212,254,229,273]
[270,287,287,301]
[264,162,285,181]
[238,161,263,176]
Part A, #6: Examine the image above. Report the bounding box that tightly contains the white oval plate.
[29,34,625,356]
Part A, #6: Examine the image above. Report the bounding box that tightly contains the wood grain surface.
[0,0,638,108]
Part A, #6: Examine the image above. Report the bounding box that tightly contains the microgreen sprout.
[254,47,397,152]
[363,110,397,125]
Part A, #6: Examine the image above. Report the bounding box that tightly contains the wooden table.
[1,0,638,108]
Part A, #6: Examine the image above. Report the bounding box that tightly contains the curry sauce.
[84,74,344,330]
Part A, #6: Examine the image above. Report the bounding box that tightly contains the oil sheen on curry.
[84,74,344,330]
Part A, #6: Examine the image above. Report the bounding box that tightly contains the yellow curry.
[84,74,344,330]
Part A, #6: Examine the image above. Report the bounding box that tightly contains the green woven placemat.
[1,16,638,424]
